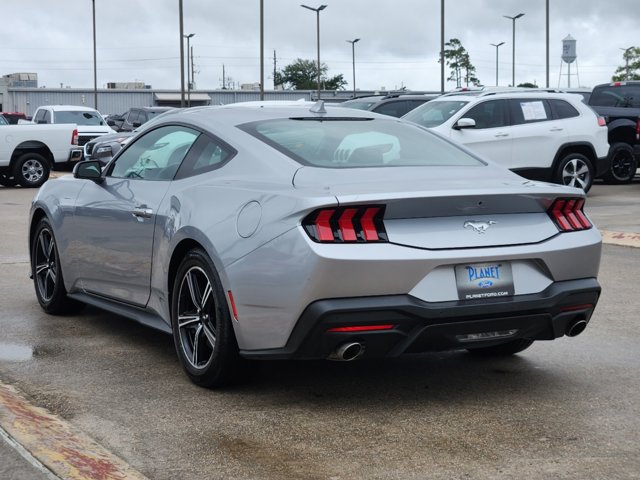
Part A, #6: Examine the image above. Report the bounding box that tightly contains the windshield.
[239,117,482,168]
[54,110,105,126]
[403,100,469,127]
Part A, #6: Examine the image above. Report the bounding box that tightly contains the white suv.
[32,105,114,157]
[403,91,609,191]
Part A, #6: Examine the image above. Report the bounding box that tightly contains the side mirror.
[453,118,476,130]
[107,119,116,126]
[132,121,142,128]
[73,160,104,183]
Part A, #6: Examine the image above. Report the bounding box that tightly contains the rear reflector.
[327,324,395,333]
[548,197,592,232]
[560,303,594,312]
[227,291,238,321]
[303,205,388,243]
[636,119,640,141]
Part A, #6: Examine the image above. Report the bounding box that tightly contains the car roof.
[430,91,585,103]
[39,105,100,112]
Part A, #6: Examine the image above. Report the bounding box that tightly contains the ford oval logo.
[478,280,494,288]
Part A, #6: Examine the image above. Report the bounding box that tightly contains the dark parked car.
[1,112,28,124]
[108,107,175,132]
[340,93,439,117]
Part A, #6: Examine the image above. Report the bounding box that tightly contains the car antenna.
[309,100,326,114]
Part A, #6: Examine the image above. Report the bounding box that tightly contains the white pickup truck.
[0,118,83,187]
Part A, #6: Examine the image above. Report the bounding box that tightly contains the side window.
[509,99,552,125]
[108,125,199,181]
[462,100,509,129]
[175,135,236,179]
[33,110,45,123]
[549,99,579,119]
[374,101,411,118]
[127,110,140,125]
[43,110,51,124]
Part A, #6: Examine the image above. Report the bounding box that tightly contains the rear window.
[239,117,482,168]
[403,100,468,127]
[590,85,640,108]
[54,110,105,126]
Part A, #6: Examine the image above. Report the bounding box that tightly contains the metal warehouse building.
[0,86,359,117]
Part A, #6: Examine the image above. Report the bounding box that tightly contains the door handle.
[132,207,153,220]
[550,127,563,132]
[494,133,509,137]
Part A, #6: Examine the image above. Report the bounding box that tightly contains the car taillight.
[72,128,78,146]
[636,118,640,141]
[548,198,592,232]
[597,116,607,127]
[302,205,388,243]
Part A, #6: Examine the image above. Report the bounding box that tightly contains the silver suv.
[404,91,609,192]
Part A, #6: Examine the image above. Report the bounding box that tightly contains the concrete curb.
[0,381,148,480]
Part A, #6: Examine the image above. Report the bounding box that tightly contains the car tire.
[602,143,637,184]
[171,248,244,388]
[466,338,534,357]
[13,153,50,188]
[0,174,18,187]
[31,218,85,315]
[556,153,593,192]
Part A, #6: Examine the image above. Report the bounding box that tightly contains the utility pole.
[545,0,549,88]
[91,0,98,110]
[190,45,195,96]
[179,0,185,107]
[260,0,264,100]
[273,50,277,89]
[222,64,226,90]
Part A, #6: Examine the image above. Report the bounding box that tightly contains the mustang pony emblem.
[463,220,496,234]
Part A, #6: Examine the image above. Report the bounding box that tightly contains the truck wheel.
[13,153,50,188]
[0,174,18,187]
[602,143,637,184]
[556,152,593,192]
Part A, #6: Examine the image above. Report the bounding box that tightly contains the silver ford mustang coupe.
[29,102,602,388]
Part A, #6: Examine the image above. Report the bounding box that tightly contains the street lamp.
[503,13,525,87]
[301,4,327,100]
[621,46,635,80]
[347,38,360,97]
[490,42,505,86]
[179,0,185,107]
[184,33,195,106]
[91,0,97,110]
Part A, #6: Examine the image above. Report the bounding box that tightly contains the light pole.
[490,42,504,86]
[503,13,525,87]
[260,0,264,100]
[440,0,445,93]
[178,0,185,107]
[91,0,97,110]
[301,4,327,100]
[184,33,195,106]
[621,46,634,80]
[347,38,360,97]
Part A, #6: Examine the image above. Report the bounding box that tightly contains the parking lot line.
[0,381,148,480]
[600,230,640,249]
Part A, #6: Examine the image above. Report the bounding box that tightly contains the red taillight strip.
[360,207,380,241]
[315,209,335,242]
[338,208,358,241]
[303,205,387,243]
[548,197,592,232]
[327,324,395,333]
[227,291,238,321]
[636,118,640,141]
[560,303,594,312]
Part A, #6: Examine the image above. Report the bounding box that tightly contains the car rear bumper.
[68,148,83,163]
[239,278,600,360]
[594,155,610,178]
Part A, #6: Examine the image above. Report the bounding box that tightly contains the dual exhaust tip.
[329,319,587,361]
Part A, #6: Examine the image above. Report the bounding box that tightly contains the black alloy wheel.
[171,248,243,388]
[603,143,637,184]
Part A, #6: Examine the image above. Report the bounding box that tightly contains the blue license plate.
[455,262,514,300]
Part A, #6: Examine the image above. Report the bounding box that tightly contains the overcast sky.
[0,0,636,92]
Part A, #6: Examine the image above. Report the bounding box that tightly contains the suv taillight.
[636,118,640,141]
[597,116,607,127]
[72,128,79,146]
[548,198,592,232]
[303,206,388,243]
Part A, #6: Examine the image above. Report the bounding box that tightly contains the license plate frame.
[455,261,514,300]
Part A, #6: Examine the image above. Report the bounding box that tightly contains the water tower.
[559,34,580,87]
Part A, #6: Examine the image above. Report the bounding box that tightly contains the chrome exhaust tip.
[329,342,365,361]
[566,319,588,337]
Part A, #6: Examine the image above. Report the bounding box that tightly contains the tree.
[275,58,346,91]
[612,47,640,81]
[517,82,538,88]
[443,38,480,88]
